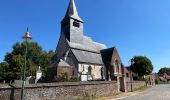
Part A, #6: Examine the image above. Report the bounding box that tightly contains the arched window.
[114,59,119,73]
[88,66,92,75]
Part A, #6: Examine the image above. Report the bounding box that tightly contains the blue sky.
[1,0,170,72]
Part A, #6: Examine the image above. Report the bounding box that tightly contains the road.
[117,84,170,100]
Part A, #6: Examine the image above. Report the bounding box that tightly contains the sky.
[0,0,170,72]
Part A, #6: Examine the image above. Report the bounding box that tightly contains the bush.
[155,78,160,84]
[133,73,140,80]
[52,73,80,82]
[53,73,68,82]
[69,76,80,82]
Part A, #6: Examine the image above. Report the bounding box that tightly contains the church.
[48,0,129,86]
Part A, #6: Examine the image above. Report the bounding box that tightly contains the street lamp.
[130,58,134,92]
[21,28,32,100]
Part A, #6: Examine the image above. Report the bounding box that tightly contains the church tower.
[61,0,84,44]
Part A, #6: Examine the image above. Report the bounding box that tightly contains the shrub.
[52,73,80,82]
[69,76,80,82]
[155,78,160,84]
[133,73,140,80]
[53,73,68,82]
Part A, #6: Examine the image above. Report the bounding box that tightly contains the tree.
[0,41,54,82]
[131,56,153,78]
[0,62,9,81]
[158,67,170,75]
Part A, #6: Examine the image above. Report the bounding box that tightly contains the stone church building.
[48,0,129,86]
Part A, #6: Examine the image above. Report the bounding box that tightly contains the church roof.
[101,47,123,65]
[71,48,103,65]
[101,47,115,62]
[67,35,106,65]
[64,0,83,22]
[68,35,107,53]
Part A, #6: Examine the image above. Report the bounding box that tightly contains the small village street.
[115,84,170,100]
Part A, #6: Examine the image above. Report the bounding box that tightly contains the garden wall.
[126,81,146,91]
[0,81,118,100]
[0,81,146,100]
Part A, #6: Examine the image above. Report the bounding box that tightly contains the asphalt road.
[118,84,170,100]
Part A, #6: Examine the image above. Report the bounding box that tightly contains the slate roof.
[101,47,115,62]
[101,47,123,67]
[63,0,83,22]
[67,35,106,65]
[71,49,103,65]
[68,35,107,53]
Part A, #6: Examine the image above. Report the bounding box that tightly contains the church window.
[73,20,80,27]
[114,59,119,73]
[88,66,92,75]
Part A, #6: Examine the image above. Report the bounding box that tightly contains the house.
[47,0,129,87]
[159,73,170,82]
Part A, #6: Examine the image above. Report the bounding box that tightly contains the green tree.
[0,41,54,82]
[131,56,153,78]
[158,67,170,75]
[0,62,9,81]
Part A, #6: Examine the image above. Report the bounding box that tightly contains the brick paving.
[117,84,170,100]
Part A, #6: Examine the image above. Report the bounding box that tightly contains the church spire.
[63,0,83,22]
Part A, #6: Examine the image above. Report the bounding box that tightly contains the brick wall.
[126,81,146,91]
[0,81,118,100]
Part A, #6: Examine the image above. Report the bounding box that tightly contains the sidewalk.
[94,92,139,100]
[95,86,151,100]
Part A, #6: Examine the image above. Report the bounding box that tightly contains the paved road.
[118,84,170,100]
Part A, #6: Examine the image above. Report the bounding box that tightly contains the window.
[88,66,92,75]
[73,21,80,27]
[114,59,119,73]
[126,73,129,77]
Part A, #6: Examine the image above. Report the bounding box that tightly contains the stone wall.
[126,81,146,91]
[0,81,118,100]
[0,81,146,100]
